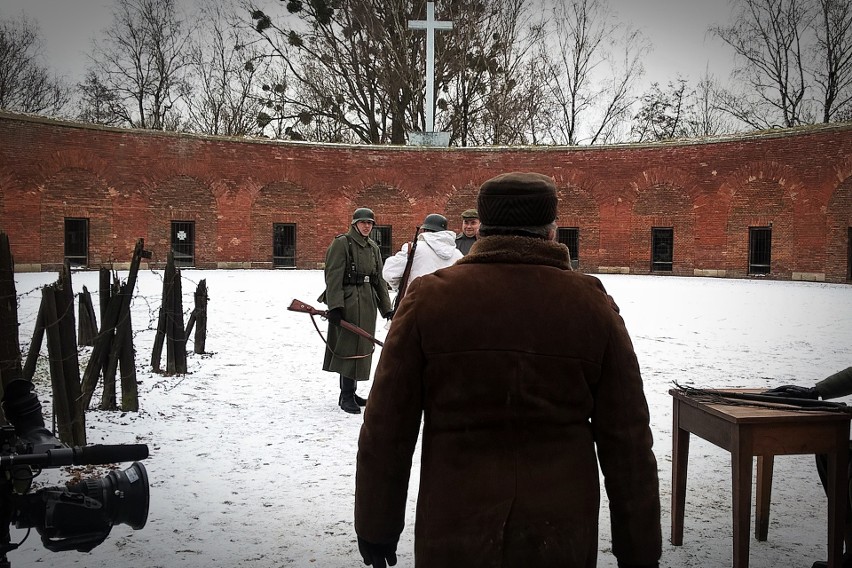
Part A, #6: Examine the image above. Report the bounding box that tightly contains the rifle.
[673,383,852,413]
[394,225,420,310]
[288,299,384,347]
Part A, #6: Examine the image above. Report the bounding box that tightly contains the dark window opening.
[64,218,88,267]
[171,220,195,267]
[651,227,674,272]
[371,225,392,262]
[748,226,772,275]
[273,223,296,268]
[557,227,579,269]
[847,227,851,281]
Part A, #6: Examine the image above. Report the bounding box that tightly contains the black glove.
[762,385,820,399]
[326,307,343,325]
[358,536,397,567]
[384,309,395,320]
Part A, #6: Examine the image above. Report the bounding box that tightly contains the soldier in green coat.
[319,207,393,414]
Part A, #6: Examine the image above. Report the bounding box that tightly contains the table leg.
[732,437,753,568]
[827,431,849,568]
[755,455,773,541]
[671,402,690,546]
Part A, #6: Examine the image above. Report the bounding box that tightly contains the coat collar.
[347,226,371,246]
[455,235,573,270]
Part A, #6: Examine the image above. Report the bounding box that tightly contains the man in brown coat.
[354,172,662,567]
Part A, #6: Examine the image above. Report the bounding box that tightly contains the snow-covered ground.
[7,269,852,567]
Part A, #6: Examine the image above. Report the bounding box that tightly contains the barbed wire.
[2,264,202,381]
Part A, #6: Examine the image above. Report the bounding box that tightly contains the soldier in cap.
[382,213,463,303]
[318,207,393,414]
[455,208,480,255]
[355,173,661,567]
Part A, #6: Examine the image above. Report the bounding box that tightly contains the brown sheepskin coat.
[355,235,661,567]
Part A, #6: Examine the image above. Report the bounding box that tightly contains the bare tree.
[434,0,548,145]
[184,1,266,136]
[0,12,70,116]
[247,0,420,143]
[76,70,125,125]
[538,0,650,145]
[711,0,814,129]
[631,78,690,142]
[687,68,740,137]
[812,0,852,122]
[87,0,193,130]
[247,0,555,145]
[631,70,738,142]
[434,1,490,146]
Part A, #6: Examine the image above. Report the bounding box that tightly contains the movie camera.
[0,379,149,567]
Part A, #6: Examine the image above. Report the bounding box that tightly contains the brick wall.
[1,111,850,282]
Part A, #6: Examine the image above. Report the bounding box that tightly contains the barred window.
[748,226,772,275]
[557,227,579,269]
[64,218,88,267]
[651,227,673,272]
[171,220,195,267]
[371,225,392,261]
[273,223,296,268]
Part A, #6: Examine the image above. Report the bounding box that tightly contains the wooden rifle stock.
[394,225,420,309]
[288,299,384,347]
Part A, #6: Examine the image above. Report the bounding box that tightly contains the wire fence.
[1,234,209,446]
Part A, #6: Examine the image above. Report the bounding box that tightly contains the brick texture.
[0,111,850,282]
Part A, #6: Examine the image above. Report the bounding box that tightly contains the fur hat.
[477,172,557,227]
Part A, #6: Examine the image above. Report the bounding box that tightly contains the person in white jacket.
[383,213,464,300]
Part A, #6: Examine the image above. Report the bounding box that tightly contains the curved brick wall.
[0,111,850,282]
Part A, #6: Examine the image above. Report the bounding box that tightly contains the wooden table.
[670,388,851,568]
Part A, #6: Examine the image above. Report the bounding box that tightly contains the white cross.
[409,2,452,134]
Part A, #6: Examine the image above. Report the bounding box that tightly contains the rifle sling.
[394,227,420,309]
[308,313,375,360]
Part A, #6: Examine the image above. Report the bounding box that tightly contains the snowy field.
[7,268,852,568]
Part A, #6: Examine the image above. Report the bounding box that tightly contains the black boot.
[339,376,361,414]
[353,384,367,407]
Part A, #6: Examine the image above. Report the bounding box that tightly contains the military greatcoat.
[355,235,662,567]
[320,226,392,381]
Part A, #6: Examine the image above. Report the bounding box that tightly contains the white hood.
[419,230,462,260]
[382,230,464,291]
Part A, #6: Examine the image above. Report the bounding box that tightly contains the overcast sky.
[1,0,735,93]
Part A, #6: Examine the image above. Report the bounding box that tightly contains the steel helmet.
[351,207,376,224]
[420,213,448,232]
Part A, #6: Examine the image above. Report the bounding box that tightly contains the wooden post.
[42,286,74,445]
[119,283,138,411]
[184,311,196,344]
[194,279,207,354]
[0,232,22,422]
[77,285,98,346]
[99,288,119,411]
[81,238,149,410]
[151,253,173,372]
[81,284,120,410]
[99,277,122,410]
[22,301,45,382]
[166,259,187,375]
[102,239,145,384]
[99,267,110,326]
[55,266,85,446]
[184,279,208,354]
